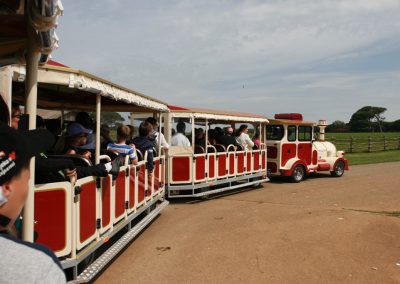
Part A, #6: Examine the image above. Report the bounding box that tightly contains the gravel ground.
[96,162,400,284]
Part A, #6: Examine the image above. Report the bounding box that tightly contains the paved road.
[96,162,400,284]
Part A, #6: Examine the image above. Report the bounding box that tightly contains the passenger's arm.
[246,134,254,148]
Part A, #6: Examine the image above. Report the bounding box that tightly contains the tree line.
[326,106,400,133]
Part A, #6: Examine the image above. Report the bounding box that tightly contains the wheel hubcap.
[294,167,303,181]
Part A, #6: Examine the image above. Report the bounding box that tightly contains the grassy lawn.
[326,132,400,139]
[346,150,400,166]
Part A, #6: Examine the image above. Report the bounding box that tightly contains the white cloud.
[53,0,400,122]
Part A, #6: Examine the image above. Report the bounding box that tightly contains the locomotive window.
[266,125,284,140]
[287,125,296,141]
[298,126,312,141]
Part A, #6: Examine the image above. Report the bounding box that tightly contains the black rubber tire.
[331,161,345,177]
[290,165,305,183]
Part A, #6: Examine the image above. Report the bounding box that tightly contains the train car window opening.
[287,125,297,142]
[298,126,312,141]
[266,125,284,140]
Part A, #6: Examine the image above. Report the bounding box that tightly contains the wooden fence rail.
[328,136,400,153]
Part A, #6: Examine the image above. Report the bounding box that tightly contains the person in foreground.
[0,124,66,283]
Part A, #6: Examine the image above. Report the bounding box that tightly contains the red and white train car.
[0,61,169,282]
[266,113,348,182]
[164,106,269,198]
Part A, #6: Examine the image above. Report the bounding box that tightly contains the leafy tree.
[349,106,387,132]
[326,120,348,132]
[89,112,125,128]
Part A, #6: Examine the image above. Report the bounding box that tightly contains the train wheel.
[331,161,345,177]
[290,165,305,183]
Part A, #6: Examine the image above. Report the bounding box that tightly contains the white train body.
[266,114,348,182]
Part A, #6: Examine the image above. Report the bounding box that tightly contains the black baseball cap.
[0,125,54,185]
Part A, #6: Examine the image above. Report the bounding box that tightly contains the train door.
[281,125,297,167]
[266,124,284,174]
[297,125,313,165]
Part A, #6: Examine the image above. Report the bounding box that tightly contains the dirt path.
[96,162,400,284]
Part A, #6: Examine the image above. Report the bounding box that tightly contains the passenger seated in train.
[107,125,137,165]
[10,103,21,130]
[64,123,93,160]
[216,127,238,149]
[146,117,169,153]
[171,122,191,146]
[100,123,114,151]
[235,124,254,150]
[126,124,135,142]
[16,117,122,183]
[75,112,96,150]
[131,121,155,173]
[195,128,206,147]
[252,132,261,148]
[207,129,217,145]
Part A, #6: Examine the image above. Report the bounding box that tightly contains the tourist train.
[0,60,348,281]
[0,3,348,280]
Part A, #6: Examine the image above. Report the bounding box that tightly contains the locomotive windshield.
[266,125,284,140]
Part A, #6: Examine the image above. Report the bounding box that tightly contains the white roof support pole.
[205,119,208,155]
[23,26,40,243]
[95,93,101,164]
[191,116,195,151]
[158,115,162,155]
[0,66,12,123]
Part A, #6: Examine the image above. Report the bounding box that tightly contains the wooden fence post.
[383,136,387,151]
[349,137,354,153]
[398,137,400,150]
[368,136,372,152]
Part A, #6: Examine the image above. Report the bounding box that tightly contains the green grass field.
[346,150,400,166]
[325,132,400,139]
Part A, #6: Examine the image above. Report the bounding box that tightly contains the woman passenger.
[235,124,254,150]
[64,123,92,160]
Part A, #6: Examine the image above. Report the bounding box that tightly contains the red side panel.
[217,154,227,177]
[267,162,277,173]
[154,160,160,192]
[161,159,165,186]
[267,146,278,159]
[298,143,312,165]
[172,157,191,182]
[246,152,252,171]
[147,172,153,197]
[237,153,244,174]
[208,155,216,179]
[312,150,318,165]
[229,154,235,175]
[253,152,260,171]
[195,156,206,180]
[261,151,266,170]
[129,168,136,209]
[79,181,97,244]
[35,189,66,252]
[102,176,111,227]
[318,163,331,171]
[138,165,146,203]
[115,171,126,219]
[281,144,296,167]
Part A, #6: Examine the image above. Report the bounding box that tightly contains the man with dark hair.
[146,117,169,153]
[0,125,66,283]
[216,127,238,149]
[131,122,155,173]
[171,122,191,146]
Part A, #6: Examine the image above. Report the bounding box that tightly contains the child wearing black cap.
[0,124,66,283]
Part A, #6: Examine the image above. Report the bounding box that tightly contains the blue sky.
[53,0,400,123]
